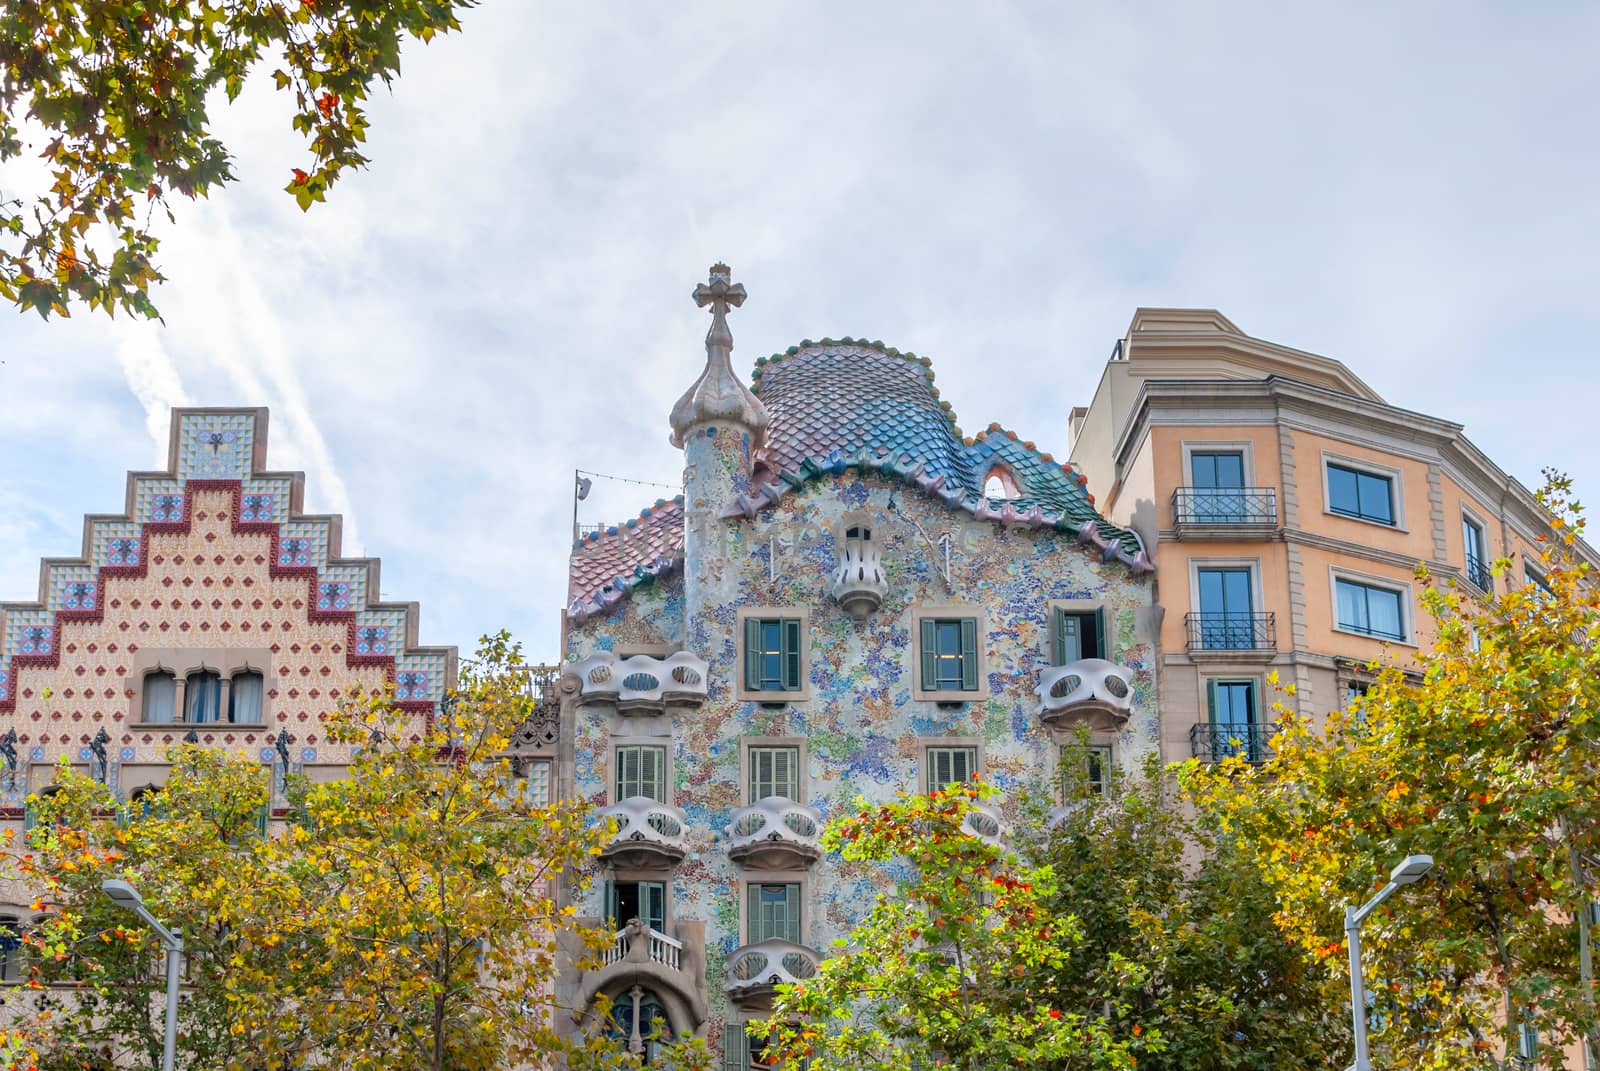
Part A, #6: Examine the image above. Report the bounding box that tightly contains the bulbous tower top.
[669,263,770,449]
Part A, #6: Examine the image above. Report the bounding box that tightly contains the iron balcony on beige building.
[1068,308,1595,769]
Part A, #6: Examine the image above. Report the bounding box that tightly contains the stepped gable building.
[0,407,457,827]
[557,266,1160,1065]
[1067,308,1599,769]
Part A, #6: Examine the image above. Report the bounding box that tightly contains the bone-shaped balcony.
[571,651,709,715]
[727,797,823,870]
[725,939,821,1006]
[961,799,1007,847]
[597,796,689,869]
[1036,658,1135,731]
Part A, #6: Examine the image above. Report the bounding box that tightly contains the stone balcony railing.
[727,797,823,870]
[569,651,709,715]
[596,796,689,869]
[573,917,709,1030]
[1036,658,1135,731]
[725,939,822,1006]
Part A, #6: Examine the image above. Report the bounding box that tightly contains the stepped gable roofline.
[567,496,686,621]
[0,407,456,714]
[731,339,1150,571]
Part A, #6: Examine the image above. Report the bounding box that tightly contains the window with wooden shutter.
[921,618,978,692]
[1060,744,1112,797]
[1051,608,1105,664]
[743,616,804,693]
[747,882,801,944]
[747,745,799,802]
[925,745,977,790]
[615,745,666,802]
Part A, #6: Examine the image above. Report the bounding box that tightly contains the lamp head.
[1389,854,1434,886]
[101,879,144,908]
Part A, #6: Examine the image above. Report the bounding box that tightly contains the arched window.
[607,986,671,1063]
[127,785,164,820]
[229,670,264,724]
[0,915,22,983]
[186,670,222,724]
[142,670,177,723]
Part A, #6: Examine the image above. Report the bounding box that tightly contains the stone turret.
[673,264,769,643]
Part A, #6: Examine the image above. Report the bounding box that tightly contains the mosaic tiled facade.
[557,267,1159,1064]
[0,408,456,817]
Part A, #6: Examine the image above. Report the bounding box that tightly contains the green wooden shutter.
[960,618,979,691]
[746,884,759,942]
[642,746,664,803]
[642,882,666,932]
[1091,608,1107,660]
[782,618,801,691]
[919,619,937,689]
[615,746,635,799]
[783,883,800,944]
[744,618,761,690]
[1052,609,1070,665]
[1206,679,1219,725]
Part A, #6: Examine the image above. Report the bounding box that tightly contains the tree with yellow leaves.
[6,633,625,1071]
[1185,473,1600,1070]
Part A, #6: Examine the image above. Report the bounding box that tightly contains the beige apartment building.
[1069,308,1588,767]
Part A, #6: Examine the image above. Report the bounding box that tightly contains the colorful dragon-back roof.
[735,340,1149,566]
[0,408,454,714]
[565,339,1151,622]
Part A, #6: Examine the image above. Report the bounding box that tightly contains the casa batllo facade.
[555,266,1161,1065]
[0,409,459,960]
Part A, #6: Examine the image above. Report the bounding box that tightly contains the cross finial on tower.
[693,263,746,355]
[669,262,768,448]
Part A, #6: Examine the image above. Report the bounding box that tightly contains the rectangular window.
[1208,679,1257,728]
[747,745,800,802]
[186,672,222,723]
[1195,566,1257,648]
[919,618,979,692]
[614,745,666,803]
[1051,608,1105,664]
[1335,578,1406,641]
[1526,564,1554,599]
[1061,744,1112,797]
[1327,463,1395,526]
[743,617,803,693]
[747,882,801,945]
[1191,451,1246,489]
[925,745,978,789]
[606,880,666,933]
[1462,517,1489,588]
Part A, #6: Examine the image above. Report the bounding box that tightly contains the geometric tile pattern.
[0,408,456,715]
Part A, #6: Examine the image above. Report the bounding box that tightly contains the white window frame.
[609,740,672,805]
[1320,451,1407,531]
[740,736,807,805]
[919,737,984,793]
[1328,566,1415,646]
[1460,506,1492,591]
[1186,557,1265,620]
[1181,440,1257,488]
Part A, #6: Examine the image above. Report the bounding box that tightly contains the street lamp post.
[102,879,182,1071]
[1345,854,1433,1071]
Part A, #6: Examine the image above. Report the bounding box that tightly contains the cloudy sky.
[2,2,1596,661]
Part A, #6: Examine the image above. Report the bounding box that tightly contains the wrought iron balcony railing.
[1185,612,1275,652]
[1172,487,1278,527]
[1465,552,1493,592]
[1190,721,1277,764]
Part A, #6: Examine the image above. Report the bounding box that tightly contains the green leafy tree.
[1022,751,1348,1071]
[758,781,1157,1071]
[1185,473,1600,1069]
[0,0,476,320]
